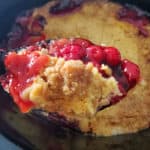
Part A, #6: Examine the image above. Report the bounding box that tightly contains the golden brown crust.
[10,0,150,135]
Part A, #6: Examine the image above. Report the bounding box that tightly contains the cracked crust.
[4,0,150,136]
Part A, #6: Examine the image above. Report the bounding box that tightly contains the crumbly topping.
[21,56,121,117]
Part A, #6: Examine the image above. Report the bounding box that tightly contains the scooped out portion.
[0,38,140,119]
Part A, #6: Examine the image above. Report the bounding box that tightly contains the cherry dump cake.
[0,38,140,135]
[0,0,150,136]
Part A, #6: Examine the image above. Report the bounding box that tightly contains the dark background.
[0,0,49,40]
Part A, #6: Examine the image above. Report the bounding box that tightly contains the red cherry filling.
[0,38,140,112]
[121,59,140,88]
[5,13,47,49]
[60,44,85,60]
[71,38,93,48]
[86,46,105,63]
[104,47,121,66]
[3,50,49,112]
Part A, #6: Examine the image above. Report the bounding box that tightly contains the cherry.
[86,45,105,63]
[121,59,140,88]
[71,38,93,48]
[104,47,121,66]
[60,44,85,60]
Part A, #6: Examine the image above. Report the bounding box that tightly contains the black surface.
[0,0,150,150]
[113,0,150,11]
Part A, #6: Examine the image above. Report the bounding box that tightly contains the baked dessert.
[0,0,150,136]
[0,38,140,135]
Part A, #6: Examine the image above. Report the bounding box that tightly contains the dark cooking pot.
[0,0,150,150]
